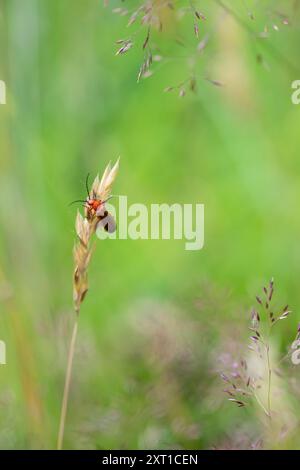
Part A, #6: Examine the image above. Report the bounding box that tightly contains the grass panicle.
[57,159,120,450]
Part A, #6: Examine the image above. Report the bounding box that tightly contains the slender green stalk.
[57,316,79,450]
[266,344,272,418]
[253,389,270,418]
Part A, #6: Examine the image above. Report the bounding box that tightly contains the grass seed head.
[73,159,120,314]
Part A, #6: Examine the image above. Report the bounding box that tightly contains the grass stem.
[57,315,79,450]
[266,344,272,418]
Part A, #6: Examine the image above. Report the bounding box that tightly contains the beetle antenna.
[86,173,91,199]
[69,199,87,206]
[103,195,119,203]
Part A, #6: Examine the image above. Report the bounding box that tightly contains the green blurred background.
[0,0,300,449]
